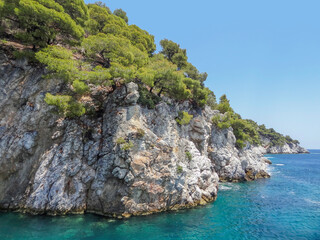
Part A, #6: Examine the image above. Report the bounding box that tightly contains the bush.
[176,165,183,174]
[72,79,89,94]
[67,101,86,117]
[176,111,193,125]
[136,128,145,138]
[44,93,85,117]
[185,151,192,161]
[212,112,260,149]
[212,113,231,129]
[216,94,233,114]
[138,87,161,109]
[116,137,126,145]
[121,141,134,150]
[257,125,296,147]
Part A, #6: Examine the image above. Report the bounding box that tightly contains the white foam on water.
[275,164,284,166]
[304,198,320,205]
[219,185,232,190]
[267,166,280,176]
[219,183,240,191]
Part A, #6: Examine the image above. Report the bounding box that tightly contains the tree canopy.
[113,8,128,24]
[0,1,213,114]
[0,0,85,47]
[0,1,299,149]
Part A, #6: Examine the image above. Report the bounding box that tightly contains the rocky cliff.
[261,136,309,154]
[0,53,305,218]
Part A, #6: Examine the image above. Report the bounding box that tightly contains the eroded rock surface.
[0,53,305,217]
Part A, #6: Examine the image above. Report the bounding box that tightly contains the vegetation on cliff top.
[0,0,211,114]
[0,0,300,149]
[212,95,300,148]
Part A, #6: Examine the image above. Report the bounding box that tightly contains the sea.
[0,150,319,240]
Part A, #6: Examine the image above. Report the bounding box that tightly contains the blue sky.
[85,0,320,149]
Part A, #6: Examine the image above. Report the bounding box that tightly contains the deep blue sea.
[1,150,319,240]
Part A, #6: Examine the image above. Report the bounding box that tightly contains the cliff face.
[0,54,304,217]
[260,137,309,154]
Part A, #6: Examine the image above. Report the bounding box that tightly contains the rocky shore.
[0,54,307,218]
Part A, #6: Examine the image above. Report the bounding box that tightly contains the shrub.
[176,165,183,174]
[212,113,231,129]
[212,112,260,149]
[72,79,89,94]
[116,137,126,145]
[216,94,233,113]
[185,151,192,161]
[136,128,145,138]
[67,101,86,117]
[138,87,161,109]
[235,139,245,149]
[44,93,85,117]
[176,111,193,125]
[121,141,134,150]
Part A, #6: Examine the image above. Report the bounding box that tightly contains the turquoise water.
[1,150,320,240]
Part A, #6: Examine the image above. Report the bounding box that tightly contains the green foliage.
[212,109,260,149]
[136,128,145,138]
[116,137,126,145]
[1,0,85,47]
[128,25,156,54]
[216,94,233,114]
[138,54,191,100]
[1,0,211,113]
[13,49,37,63]
[116,137,133,150]
[85,4,155,54]
[285,135,300,145]
[212,113,232,129]
[72,79,89,94]
[36,45,115,87]
[212,109,299,149]
[257,124,299,147]
[137,87,161,109]
[113,8,128,24]
[231,118,260,149]
[183,78,210,107]
[82,33,148,69]
[183,62,208,84]
[185,151,192,161]
[206,91,217,109]
[92,1,111,12]
[176,111,193,125]
[55,0,89,26]
[172,52,188,69]
[44,93,85,117]
[160,39,183,61]
[85,3,111,34]
[158,39,210,105]
[67,101,86,117]
[45,93,71,114]
[121,141,134,150]
[176,165,183,174]
[0,0,299,149]
[36,46,78,82]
